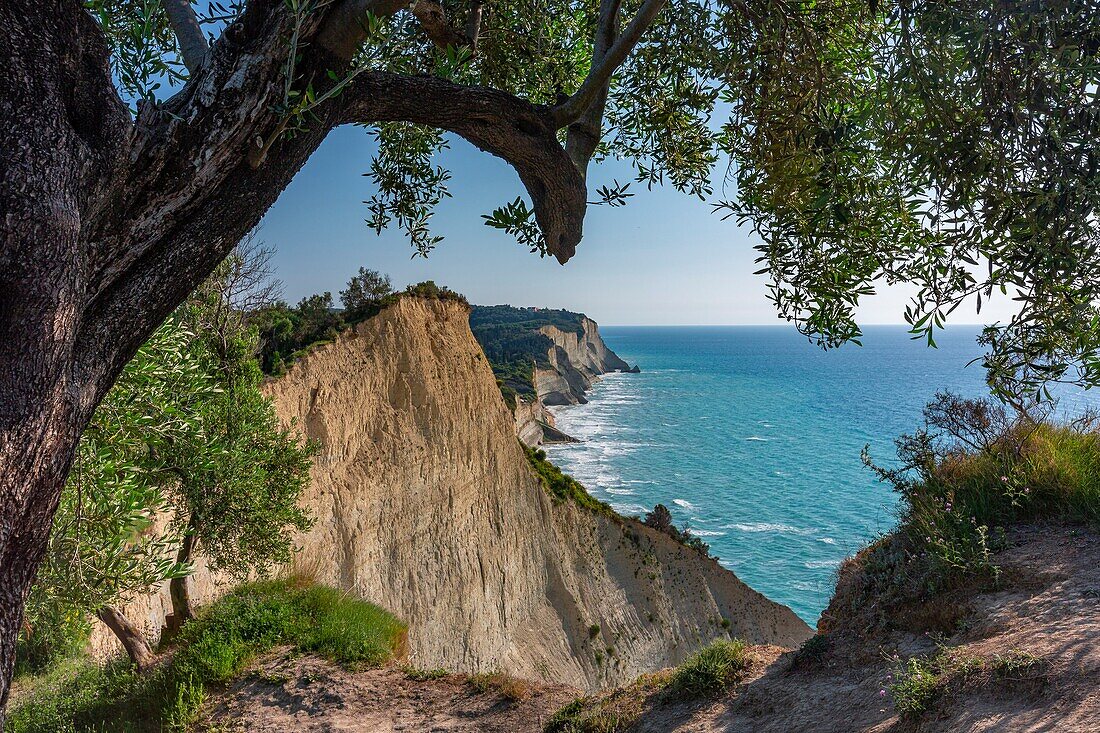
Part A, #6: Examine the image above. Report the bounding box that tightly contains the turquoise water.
[545,326,1097,625]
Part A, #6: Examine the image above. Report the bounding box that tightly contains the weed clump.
[467,671,531,701]
[888,646,1047,719]
[668,639,750,698]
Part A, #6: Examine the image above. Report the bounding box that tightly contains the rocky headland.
[469,305,640,446]
[87,297,807,691]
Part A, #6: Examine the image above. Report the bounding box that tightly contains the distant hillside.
[468,305,587,402]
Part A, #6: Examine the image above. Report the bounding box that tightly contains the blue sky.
[260,125,1017,327]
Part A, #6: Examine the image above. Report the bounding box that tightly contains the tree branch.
[564,0,620,174]
[465,1,484,52]
[163,0,209,72]
[410,0,470,50]
[338,72,586,262]
[551,0,667,129]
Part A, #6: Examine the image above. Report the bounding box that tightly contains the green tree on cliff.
[22,252,315,667]
[340,268,394,321]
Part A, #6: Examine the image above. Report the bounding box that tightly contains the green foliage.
[24,322,204,651]
[5,581,406,733]
[790,634,829,671]
[23,249,315,667]
[667,639,750,698]
[174,268,317,582]
[14,606,91,678]
[862,392,1100,601]
[889,652,952,719]
[524,446,610,514]
[717,0,1100,401]
[469,305,587,401]
[90,1,1100,400]
[641,504,714,558]
[254,275,467,375]
[339,267,394,321]
[401,280,468,304]
[253,292,348,374]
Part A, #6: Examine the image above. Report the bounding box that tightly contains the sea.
[544,325,1098,625]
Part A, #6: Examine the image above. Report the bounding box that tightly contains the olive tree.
[1,0,1098,713]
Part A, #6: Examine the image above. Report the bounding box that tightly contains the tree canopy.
[85,0,1100,402]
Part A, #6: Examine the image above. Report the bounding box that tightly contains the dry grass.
[468,671,533,701]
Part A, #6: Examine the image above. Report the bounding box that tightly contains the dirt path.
[203,653,577,732]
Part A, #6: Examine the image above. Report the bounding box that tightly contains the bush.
[862,393,1100,598]
[667,639,750,698]
[402,280,468,304]
[524,446,610,513]
[642,504,714,558]
[6,581,405,732]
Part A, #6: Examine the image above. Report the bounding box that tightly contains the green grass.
[6,580,405,733]
[667,639,751,698]
[862,410,1100,605]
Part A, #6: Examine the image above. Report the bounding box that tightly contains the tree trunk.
[0,2,589,722]
[169,523,199,624]
[96,606,156,671]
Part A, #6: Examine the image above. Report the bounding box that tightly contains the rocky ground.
[201,524,1098,732]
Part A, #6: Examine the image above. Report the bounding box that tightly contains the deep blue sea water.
[545,326,1097,625]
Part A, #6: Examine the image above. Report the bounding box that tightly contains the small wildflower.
[879,689,887,697]
[1000,475,1009,482]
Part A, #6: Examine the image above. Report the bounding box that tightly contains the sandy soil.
[203,653,578,732]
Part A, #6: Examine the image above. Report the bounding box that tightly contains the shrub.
[862,392,1100,599]
[642,504,714,558]
[402,280,468,305]
[789,634,829,671]
[524,446,611,514]
[6,581,405,732]
[667,639,750,698]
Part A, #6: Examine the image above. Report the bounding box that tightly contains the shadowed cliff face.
[534,317,632,407]
[89,297,808,689]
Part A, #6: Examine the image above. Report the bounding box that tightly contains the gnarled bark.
[0,0,665,717]
[96,607,156,671]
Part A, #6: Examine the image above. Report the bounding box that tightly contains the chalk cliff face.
[514,316,637,444]
[92,297,808,689]
[535,317,632,406]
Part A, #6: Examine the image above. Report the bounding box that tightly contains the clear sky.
[260,125,1018,327]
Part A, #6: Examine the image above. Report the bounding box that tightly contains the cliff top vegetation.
[469,305,588,401]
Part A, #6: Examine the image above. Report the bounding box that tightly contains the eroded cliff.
[91,297,807,689]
